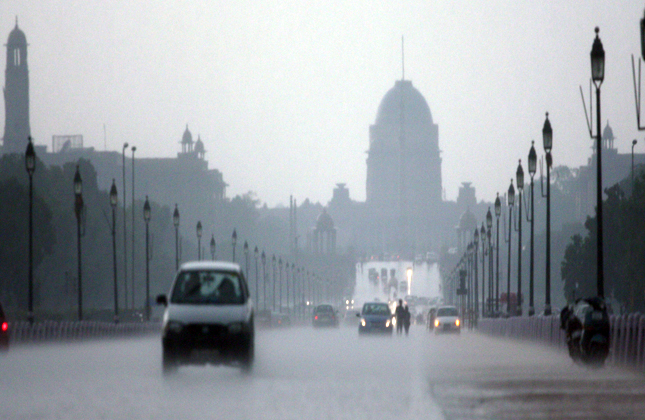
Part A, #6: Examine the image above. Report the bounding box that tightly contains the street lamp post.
[143,196,151,321]
[515,161,524,316]
[25,138,35,324]
[210,235,216,261]
[473,228,479,323]
[542,112,553,314]
[528,142,537,316]
[254,246,259,308]
[232,229,237,262]
[110,179,119,323]
[591,27,605,298]
[196,221,202,261]
[74,166,84,321]
[494,193,501,315]
[131,146,136,310]
[261,251,267,311]
[272,255,276,311]
[279,258,283,313]
[122,142,128,310]
[244,241,249,281]
[633,139,638,192]
[286,262,290,316]
[486,209,493,317]
[480,224,486,318]
[506,180,515,316]
[173,205,180,271]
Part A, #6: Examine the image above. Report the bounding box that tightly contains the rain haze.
[2,1,643,205]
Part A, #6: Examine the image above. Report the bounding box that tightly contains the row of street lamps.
[448,27,608,319]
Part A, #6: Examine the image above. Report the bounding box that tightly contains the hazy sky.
[3,1,643,207]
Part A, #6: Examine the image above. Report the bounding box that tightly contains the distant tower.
[3,19,30,154]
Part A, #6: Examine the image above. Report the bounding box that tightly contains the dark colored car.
[312,304,339,328]
[0,302,8,350]
[358,302,393,335]
[157,261,254,375]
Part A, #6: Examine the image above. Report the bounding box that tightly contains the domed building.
[366,79,442,254]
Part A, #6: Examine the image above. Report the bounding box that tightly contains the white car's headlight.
[361,318,366,327]
[385,319,391,327]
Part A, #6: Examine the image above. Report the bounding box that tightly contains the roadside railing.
[479,313,645,367]
[7,320,159,345]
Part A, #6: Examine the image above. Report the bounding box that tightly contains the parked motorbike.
[560,296,610,366]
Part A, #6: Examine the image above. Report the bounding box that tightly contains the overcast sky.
[3,1,643,207]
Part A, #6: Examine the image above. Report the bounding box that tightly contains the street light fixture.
[591,27,605,299]
[486,208,493,316]
[506,180,515,316]
[74,165,84,321]
[528,142,537,316]
[210,235,216,261]
[494,193,501,315]
[25,137,35,324]
[515,160,524,316]
[110,179,119,323]
[232,229,237,262]
[143,196,151,321]
[542,112,553,315]
[130,146,136,310]
[196,221,202,261]
[122,142,129,310]
[173,204,180,271]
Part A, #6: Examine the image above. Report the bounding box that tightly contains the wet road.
[1,324,644,419]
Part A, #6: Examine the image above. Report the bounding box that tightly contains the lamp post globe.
[542,113,553,153]
[486,208,492,230]
[516,161,524,192]
[508,179,515,207]
[173,204,180,271]
[494,194,501,218]
[528,142,537,177]
[210,235,216,260]
[591,27,605,84]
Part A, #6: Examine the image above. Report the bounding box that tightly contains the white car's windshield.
[437,307,459,317]
[362,303,390,316]
[171,270,245,305]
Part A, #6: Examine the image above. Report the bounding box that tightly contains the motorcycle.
[560,296,610,367]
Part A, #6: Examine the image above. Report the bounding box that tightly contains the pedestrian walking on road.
[395,299,405,335]
[403,305,411,335]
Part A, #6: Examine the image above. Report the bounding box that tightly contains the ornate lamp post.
[25,138,35,324]
[515,160,524,316]
[244,241,249,280]
[633,139,638,191]
[210,235,216,261]
[473,227,479,323]
[279,257,283,313]
[173,204,180,270]
[272,255,277,311]
[261,251,267,311]
[494,193,501,315]
[131,146,136,310]
[110,179,119,323]
[486,208,493,316]
[122,142,128,309]
[591,27,605,299]
[254,246,259,308]
[506,180,515,316]
[285,262,290,316]
[480,223,487,318]
[542,112,553,314]
[74,166,84,321]
[232,229,237,262]
[196,221,202,261]
[528,142,537,316]
[143,196,151,321]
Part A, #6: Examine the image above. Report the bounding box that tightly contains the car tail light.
[1,322,7,332]
[315,315,318,320]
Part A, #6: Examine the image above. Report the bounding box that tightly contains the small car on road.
[157,261,254,374]
[358,302,393,335]
[312,304,339,328]
[433,305,461,334]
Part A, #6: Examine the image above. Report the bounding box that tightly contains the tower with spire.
[2,18,30,154]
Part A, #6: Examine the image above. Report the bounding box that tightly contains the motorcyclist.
[403,304,411,335]
[560,297,610,365]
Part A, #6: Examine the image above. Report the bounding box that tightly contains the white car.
[156,261,254,374]
[433,305,461,334]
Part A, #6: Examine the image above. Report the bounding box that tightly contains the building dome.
[194,135,204,153]
[7,21,26,46]
[182,124,193,145]
[457,208,477,232]
[316,208,334,231]
[375,80,433,126]
[602,121,614,141]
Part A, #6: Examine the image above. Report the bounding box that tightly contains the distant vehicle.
[271,311,291,328]
[312,304,339,328]
[358,302,393,335]
[156,261,254,375]
[0,301,8,350]
[344,309,360,326]
[433,305,461,334]
[426,307,437,331]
